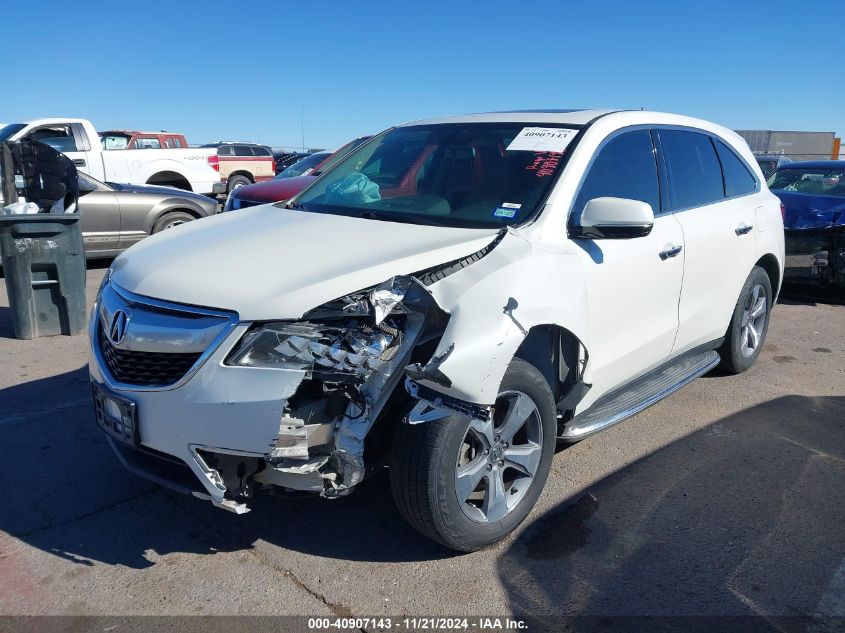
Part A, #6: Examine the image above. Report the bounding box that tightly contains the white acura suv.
[89,110,784,551]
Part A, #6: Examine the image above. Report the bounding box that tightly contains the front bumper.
[88,288,333,511]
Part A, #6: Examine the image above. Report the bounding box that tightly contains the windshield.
[768,167,845,196]
[293,123,576,228]
[0,123,25,142]
[277,152,331,179]
[757,159,778,178]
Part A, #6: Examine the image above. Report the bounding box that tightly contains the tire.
[718,266,773,374]
[389,358,557,552]
[152,211,195,234]
[227,175,251,192]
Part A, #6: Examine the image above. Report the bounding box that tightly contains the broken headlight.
[226,277,410,377]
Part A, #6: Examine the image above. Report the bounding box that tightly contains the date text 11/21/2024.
[306,617,528,631]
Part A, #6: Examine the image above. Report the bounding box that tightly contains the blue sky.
[2,1,841,149]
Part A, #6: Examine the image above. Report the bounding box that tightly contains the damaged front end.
[781,192,845,289]
[784,228,845,289]
[207,276,450,503]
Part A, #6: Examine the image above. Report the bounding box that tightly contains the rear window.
[715,140,757,198]
[659,130,724,210]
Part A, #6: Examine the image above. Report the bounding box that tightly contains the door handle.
[735,224,753,235]
[73,159,86,167]
[659,245,683,260]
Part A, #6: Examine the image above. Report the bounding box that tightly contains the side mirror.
[577,197,654,239]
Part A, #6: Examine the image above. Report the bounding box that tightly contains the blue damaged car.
[768,160,845,289]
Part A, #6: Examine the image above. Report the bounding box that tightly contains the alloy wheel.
[455,390,543,523]
[740,283,767,357]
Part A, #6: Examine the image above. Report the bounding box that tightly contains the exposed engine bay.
[201,275,455,503]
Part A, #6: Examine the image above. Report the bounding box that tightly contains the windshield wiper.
[357,210,445,227]
[285,201,307,210]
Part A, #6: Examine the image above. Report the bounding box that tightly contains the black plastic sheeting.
[1,139,78,211]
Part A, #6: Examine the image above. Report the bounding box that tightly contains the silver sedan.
[79,173,218,257]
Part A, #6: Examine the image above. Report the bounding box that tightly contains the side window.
[572,129,660,222]
[255,147,271,156]
[135,137,162,149]
[715,140,757,197]
[166,138,176,148]
[27,125,81,152]
[234,145,254,156]
[101,134,129,150]
[659,130,724,210]
[218,145,233,156]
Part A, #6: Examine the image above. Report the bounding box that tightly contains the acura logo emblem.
[109,310,129,345]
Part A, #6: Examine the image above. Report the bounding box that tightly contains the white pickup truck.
[0,118,225,197]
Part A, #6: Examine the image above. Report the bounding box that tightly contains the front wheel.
[152,211,195,234]
[227,175,251,192]
[390,358,557,552]
[719,266,773,374]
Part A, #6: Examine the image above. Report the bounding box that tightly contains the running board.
[558,350,720,441]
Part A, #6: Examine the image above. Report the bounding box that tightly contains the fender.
[422,230,590,405]
[142,196,210,233]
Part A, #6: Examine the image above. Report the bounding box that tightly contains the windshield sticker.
[506,127,578,153]
[526,152,562,178]
[493,206,518,218]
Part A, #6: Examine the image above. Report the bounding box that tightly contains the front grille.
[99,326,201,387]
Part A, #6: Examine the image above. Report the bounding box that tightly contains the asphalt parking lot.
[1,264,843,623]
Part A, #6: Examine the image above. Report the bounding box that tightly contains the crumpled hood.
[775,191,845,231]
[110,205,500,320]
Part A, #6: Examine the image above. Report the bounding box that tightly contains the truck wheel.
[390,358,557,552]
[718,266,773,374]
[152,211,195,234]
[227,175,251,191]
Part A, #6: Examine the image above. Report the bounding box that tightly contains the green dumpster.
[0,215,86,339]
[0,139,84,339]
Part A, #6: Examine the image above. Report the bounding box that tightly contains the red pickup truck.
[99,130,189,150]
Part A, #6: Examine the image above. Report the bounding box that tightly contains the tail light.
[207,155,220,172]
[780,203,786,221]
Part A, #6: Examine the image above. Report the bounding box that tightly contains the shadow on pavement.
[497,395,845,626]
[778,282,845,306]
[0,368,450,570]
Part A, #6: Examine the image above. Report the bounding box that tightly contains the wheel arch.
[227,170,255,183]
[514,324,585,405]
[146,170,192,192]
[755,253,781,297]
[146,206,202,233]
